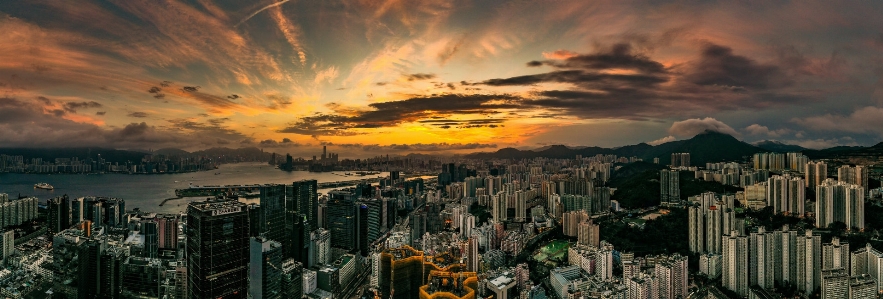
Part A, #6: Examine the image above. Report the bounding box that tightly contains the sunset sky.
[1,1,882,157]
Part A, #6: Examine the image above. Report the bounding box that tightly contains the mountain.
[465,130,765,165]
[753,140,807,152]
[153,148,191,156]
[646,131,765,165]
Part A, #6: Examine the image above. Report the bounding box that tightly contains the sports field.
[532,239,570,263]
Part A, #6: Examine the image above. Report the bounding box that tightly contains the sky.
[1,0,882,157]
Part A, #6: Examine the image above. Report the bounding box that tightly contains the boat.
[34,182,54,190]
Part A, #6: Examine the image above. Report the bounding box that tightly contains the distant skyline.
[1,1,882,156]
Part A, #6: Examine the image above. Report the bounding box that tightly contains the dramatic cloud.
[404,73,437,81]
[320,142,498,152]
[63,101,103,112]
[648,135,676,146]
[791,106,883,136]
[682,43,787,89]
[744,124,790,138]
[0,1,881,151]
[278,94,521,136]
[258,138,305,148]
[667,117,739,138]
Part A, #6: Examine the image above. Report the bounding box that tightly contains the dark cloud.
[258,138,304,147]
[96,111,106,116]
[127,112,149,118]
[418,118,505,129]
[683,43,786,89]
[63,101,103,112]
[37,96,52,105]
[278,93,522,136]
[165,118,246,141]
[473,42,816,120]
[405,73,436,81]
[321,142,497,152]
[481,70,668,87]
[533,43,667,74]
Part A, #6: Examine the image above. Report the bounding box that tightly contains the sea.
[0,162,389,214]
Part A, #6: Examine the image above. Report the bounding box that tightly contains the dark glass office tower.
[249,236,283,299]
[186,200,249,299]
[281,259,304,299]
[259,184,286,244]
[327,190,356,250]
[359,203,369,256]
[285,211,310,264]
[291,180,318,229]
[47,195,70,234]
[77,239,104,298]
[142,220,158,258]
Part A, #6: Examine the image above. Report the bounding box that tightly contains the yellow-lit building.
[378,246,478,299]
[419,271,478,299]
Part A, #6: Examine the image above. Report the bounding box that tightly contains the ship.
[34,182,54,190]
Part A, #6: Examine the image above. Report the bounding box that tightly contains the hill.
[466,130,764,165]
[753,140,807,152]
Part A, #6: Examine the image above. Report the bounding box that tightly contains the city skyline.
[1,1,882,156]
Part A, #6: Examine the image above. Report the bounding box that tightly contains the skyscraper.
[0,230,13,265]
[820,237,849,271]
[285,211,310,265]
[157,215,178,251]
[281,259,304,299]
[816,179,865,230]
[655,254,688,299]
[48,195,70,234]
[660,169,680,204]
[327,190,357,250]
[578,219,599,248]
[797,229,822,293]
[838,165,869,191]
[466,237,479,273]
[750,227,778,288]
[821,268,849,299]
[806,161,828,187]
[722,231,748,296]
[259,184,286,244]
[310,228,331,267]
[767,175,805,216]
[671,152,690,168]
[249,236,283,299]
[186,200,249,299]
[492,191,507,223]
[290,179,319,229]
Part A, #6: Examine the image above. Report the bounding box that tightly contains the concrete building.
[797,229,822,293]
[821,268,849,299]
[722,231,749,296]
[660,169,680,204]
[700,253,722,279]
[806,161,828,187]
[823,237,850,271]
[577,219,599,248]
[816,179,865,230]
[655,254,688,299]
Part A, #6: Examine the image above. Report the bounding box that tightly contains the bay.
[0,162,389,214]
